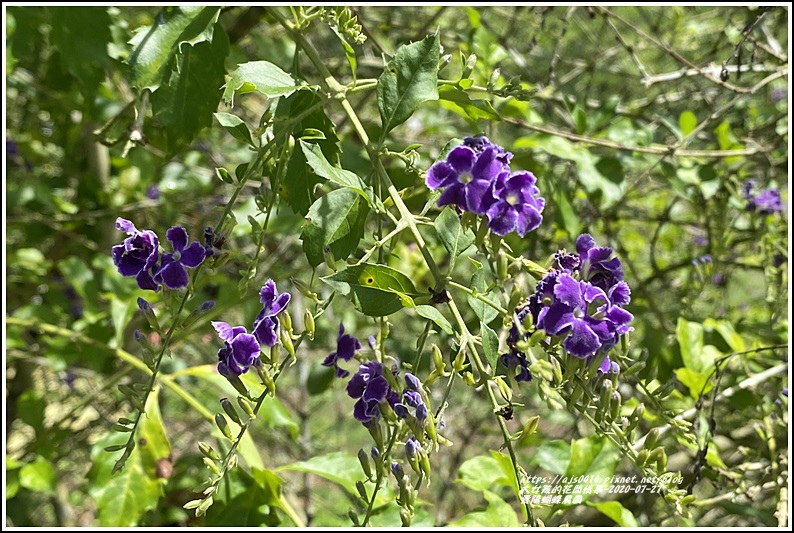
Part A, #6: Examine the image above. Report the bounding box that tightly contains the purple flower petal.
[405,373,421,391]
[335,366,351,379]
[166,226,188,252]
[394,403,409,418]
[180,241,206,268]
[608,281,631,306]
[538,303,575,336]
[347,372,367,398]
[403,390,422,408]
[553,274,585,309]
[465,178,493,214]
[253,316,278,347]
[230,333,261,371]
[426,161,456,190]
[470,146,501,181]
[271,292,291,316]
[136,269,159,291]
[446,145,476,172]
[564,319,601,358]
[486,202,518,235]
[213,321,237,343]
[363,375,389,402]
[576,234,596,254]
[437,183,467,209]
[260,279,277,307]
[599,355,612,374]
[506,170,537,190]
[322,352,338,367]
[515,204,543,237]
[157,260,189,289]
[115,218,137,235]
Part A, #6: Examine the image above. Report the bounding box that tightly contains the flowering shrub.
[6,5,789,529]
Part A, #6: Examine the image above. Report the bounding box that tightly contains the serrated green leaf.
[48,7,111,94]
[214,112,254,146]
[438,86,501,121]
[299,140,380,210]
[300,189,369,268]
[450,490,519,527]
[150,24,229,155]
[222,60,307,105]
[377,33,440,134]
[467,267,500,324]
[128,6,220,91]
[481,322,499,371]
[679,111,697,137]
[415,305,453,334]
[274,92,340,216]
[88,389,170,526]
[321,263,417,316]
[587,500,640,527]
[434,207,474,261]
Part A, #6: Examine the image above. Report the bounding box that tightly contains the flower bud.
[203,456,220,474]
[431,344,447,375]
[137,297,161,332]
[303,309,315,340]
[644,428,660,450]
[237,396,255,417]
[453,347,467,372]
[623,360,645,377]
[279,326,296,362]
[400,508,412,527]
[521,415,540,438]
[198,441,220,461]
[358,448,372,479]
[215,413,234,440]
[355,480,368,500]
[495,376,513,403]
[291,277,320,302]
[347,509,360,526]
[281,309,293,333]
[462,53,477,79]
[221,397,242,425]
[391,461,405,479]
[322,246,337,271]
[463,372,476,387]
[609,391,622,420]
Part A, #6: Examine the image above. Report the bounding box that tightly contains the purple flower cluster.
[393,373,428,421]
[528,234,633,368]
[742,179,783,215]
[112,218,206,291]
[426,136,545,237]
[212,280,291,375]
[346,361,400,424]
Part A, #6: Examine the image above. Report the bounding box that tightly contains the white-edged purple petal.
[564,320,601,358]
[259,279,277,307]
[253,315,278,347]
[157,260,188,289]
[464,179,493,214]
[486,202,518,235]
[115,218,137,235]
[446,145,476,172]
[437,183,466,209]
[166,226,188,252]
[180,241,206,268]
[271,292,291,316]
[576,233,596,254]
[553,274,585,309]
[608,281,631,306]
[426,161,456,189]
[538,302,575,336]
[515,204,543,237]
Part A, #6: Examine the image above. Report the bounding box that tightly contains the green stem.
[361,424,400,527]
[447,280,509,315]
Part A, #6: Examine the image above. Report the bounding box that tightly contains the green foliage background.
[5,5,790,527]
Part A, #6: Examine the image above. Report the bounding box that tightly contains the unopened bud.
[279,326,295,360]
[291,277,319,302]
[358,449,372,479]
[495,376,513,403]
[303,309,315,339]
[431,345,446,375]
[462,53,478,79]
[644,428,660,450]
[221,398,242,425]
[322,246,336,271]
[453,347,467,371]
[203,456,220,474]
[198,441,220,461]
[463,371,476,387]
[400,508,412,527]
[215,413,234,440]
[237,396,255,417]
[521,415,540,438]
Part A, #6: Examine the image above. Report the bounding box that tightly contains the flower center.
[172,250,181,262]
[573,307,585,319]
[459,171,473,184]
[506,192,521,206]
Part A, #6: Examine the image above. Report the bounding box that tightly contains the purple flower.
[112,218,160,291]
[153,226,206,289]
[500,350,532,382]
[426,144,509,214]
[213,321,261,375]
[463,135,513,165]
[743,180,784,214]
[537,274,633,359]
[405,373,421,391]
[347,361,392,424]
[405,437,420,459]
[146,185,160,200]
[576,234,624,293]
[323,322,362,378]
[253,279,291,347]
[486,170,545,237]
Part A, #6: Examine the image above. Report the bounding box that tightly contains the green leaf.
[377,33,440,134]
[47,7,111,95]
[676,317,713,373]
[222,60,307,105]
[703,318,746,352]
[564,436,620,502]
[321,263,417,317]
[259,396,300,441]
[450,490,519,527]
[514,135,623,208]
[330,26,357,83]
[457,455,512,492]
[299,140,380,210]
[88,389,170,526]
[306,363,336,396]
[214,112,254,146]
[415,305,454,334]
[150,24,229,155]
[532,439,571,475]
[434,207,475,260]
[274,92,340,216]
[205,467,282,526]
[278,452,365,497]
[587,500,640,527]
[438,86,501,121]
[128,6,221,91]
[679,111,697,137]
[467,267,500,324]
[553,186,581,241]
[19,456,56,495]
[481,322,499,371]
[300,189,369,268]
[676,367,713,399]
